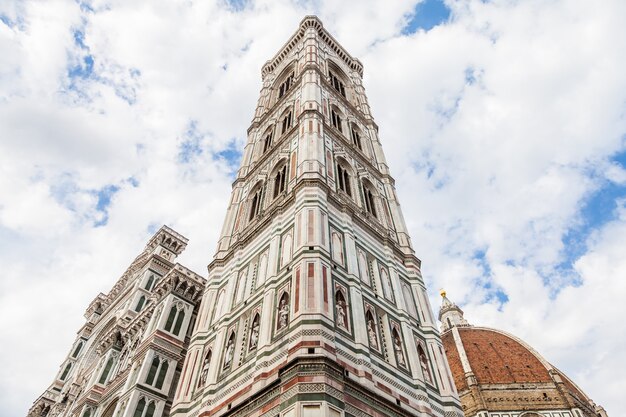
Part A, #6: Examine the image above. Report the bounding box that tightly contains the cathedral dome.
[438,292,607,417]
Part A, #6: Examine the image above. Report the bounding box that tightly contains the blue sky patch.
[403,0,451,34]
[92,184,120,227]
[557,151,626,274]
[225,0,249,12]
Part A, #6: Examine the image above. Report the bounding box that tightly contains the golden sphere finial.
[440,289,446,298]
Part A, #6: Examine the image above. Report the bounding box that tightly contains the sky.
[1,0,625,416]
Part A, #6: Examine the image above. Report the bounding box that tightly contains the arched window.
[336,159,352,197]
[278,71,294,98]
[281,111,292,134]
[132,398,145,417]
[71,341,84,358]
[329,69,346,97]
[273,164,287,198]
[262,128,273,153]
[145,401,156,417]
[362,181,377,218]
[330,107,342,132]
[350,124,362,150]
[145,357,160,385]
[164,305,186,336]
[81,407,92,417]
[248,183,264,221]
[155,360,168,389]
[135,295,146,312]
[173,309,185,336]
[418,345,433,384]
[59,362,71,381]
[144,274,155,291]
[99,356,115,384]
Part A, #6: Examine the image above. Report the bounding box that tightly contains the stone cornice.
[261,16,363,80]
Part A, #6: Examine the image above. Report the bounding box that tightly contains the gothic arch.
[270,158,289,199]
[335,156,354,197]
[247,181,265,222]
[360,177,378,218]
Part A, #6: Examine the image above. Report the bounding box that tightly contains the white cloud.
[0,0,625,416]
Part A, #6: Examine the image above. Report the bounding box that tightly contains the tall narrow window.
[329,71,346,97]
[146,357,159,385]
[281,111,292,134]
[59,363,71,381]
[71,341,83,358]
[164,306,177,331]
[278,72,294,98]
[248,186,263,221]
[145,401,156,417]
[263,130,273,153]
[172,309,185,336]
[155,360,169,389]
[350,125,362,150]
[330,108,342,132]
[164,304,186,336]
[273,165,287,198]
[132,399,145,417]
[98,356,115,384]
[337,164,352,197]
[135,295,146,312]
[144,274,155,291]
[363,184,377,218]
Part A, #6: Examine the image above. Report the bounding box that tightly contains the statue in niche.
[335,292,348,329]
[223,337,234,369]
[249,316,260,350]
[198,351,211,388]
[393,332,405,367]
[277,295,289,330]
[367,315,378,349]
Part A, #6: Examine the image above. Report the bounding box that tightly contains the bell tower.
[172,16,462,417]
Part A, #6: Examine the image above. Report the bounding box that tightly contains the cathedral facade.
[29,16,463,417]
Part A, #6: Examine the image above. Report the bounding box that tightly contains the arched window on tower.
[71,341,84,358]
[281,110,293,135]
[98,355,115,384]
[144,274,155,291]
[329,69,346,97]
[132,398,158,417]
[248,182,264,221]
[135,295,146,312]
[262,127,273,154]
[145,356,169,390]
[164,304,186,336]
[278,71,294,98]
[272,162,288,199]
[336,158,353,197]
[330,107,343,133]
[59,362,72,381]
[362,180,377,218]
[350,123,362,150]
